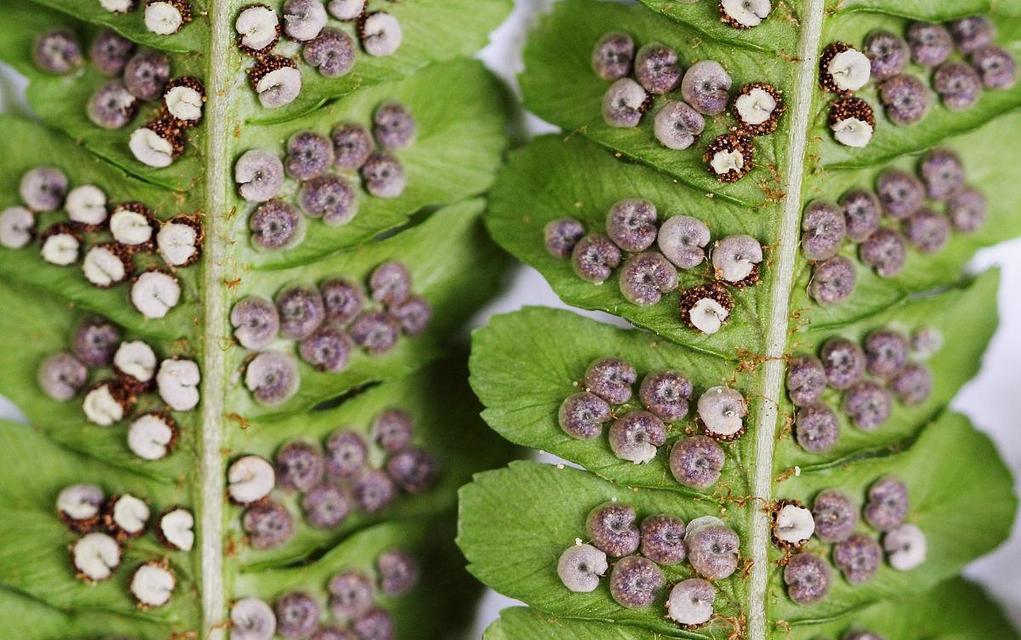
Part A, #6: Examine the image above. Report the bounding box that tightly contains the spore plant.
[461,1,1021,639]
[0,0,515,638]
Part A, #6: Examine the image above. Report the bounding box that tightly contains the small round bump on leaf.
[864,476,909,532]
[124,51,171,101]
[833,533,882,584]
[640,514,686,565]
[248,56,302,109]
[970,45,1017,89]
[809,256,856,306]
[863,31,909,81]
[906,22,953,68]
[718,0,772,29]
[301,483,350,529]
[360,152,406,199]
[276,285,326,340]
[358,12,403,57]
[231,598,277,640]
[66,185,108,228]
[328,571,374,621]
[156,507,193,552]
[878,74,931,127]
[385,447,438,494]
[634,43,681,95]
[245,352,300,406]
[82,381,130,426]
[601,78,650,128]
[275,591,320,639]
[786,355,826,407]
[783,553,831,604]
[544,217,586,259]
[584,357,637,405]
[686,523,740,580]
[275,441,325,492]
[56,483,105,532]
[654,100,705,151]
[129,117,186,168]
[0,206,35,249]
[243,501,294,549]
[697,386,747,440]
[231,296,280,350]
[299,327,352,373]
[839,190,881,243]
[349,311,401,355]
[890,362,932,406]
[128,412,177,461]
[618,251,678,306]
[332,123,374,170]
[591,31,634,81]
[947,188,987,233]
[586,502,640,558]
[682,60,732,116]
[557,543,607,593]
[40,224,81,266]
[794,404,840,454]
[144,0,192,36]
[639,370,692,422]
[38,352,88,401]
[679,283,732,334]
[609,410,667,464]
[606,198,657,252]
[819,337,865,390]
[33,29,83,75]
[773,502,815,548]
[571,233,622,284]
[820,43,872,93]
[130,561,176,608]
[327,0,364,20]
[228,455,276,505]
[72,532,121,582]
[73,319,120,367]
[801,201,846,262]
[282,0,327,42]
[829,96,875,148]
[20,166,67,213]
[131,269,182,319]
[377,548,418,596]
[657,215,710,270]
[303,28,357,78]
[236,149,285,203]
[669,435,725,489]
[842,381,892,431]
[863,329,909,380]
[351,469,397,513]
[250,199,304,250]
[236,4,281,54]
[859,228,906,278]
[812,489,858,543]
[883,523,927,571]
[298,175,358,225]
[950,17,996,54]
[667,578,716,626]
[712,234,762,285]
[90,30,135,77]
[373,102,416,150]
[933,61,982,111]
[732,82,784,136]
[919,149,965,201]
[558,392,611,440]
[325,430,368,478]
[609,555,664,608]
[704,133,754,183]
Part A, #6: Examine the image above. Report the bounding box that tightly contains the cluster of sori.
[56,483,193,607]
[556,503,740,628]
[37,318,199,459]
[545,202,764,335]
[787,326,939,454]
[231,548,417,640]
[232,261,430,406]
[867,17,1016,125]
[235,0,402,110]
[558,356,747,488]
[97,0,194,37]
[593,32,784,183]
[805,149,985,305]
[0,167,200,317]
[778,476,926,605]
[237,102,414,251]
[819,42,878,148]
[227,409,437,549]
[33,28,207,168]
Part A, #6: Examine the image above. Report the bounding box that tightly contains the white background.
[2,1,1019,636]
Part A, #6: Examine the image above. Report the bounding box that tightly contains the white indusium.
[73,533,122,581]
[227,455,276,504]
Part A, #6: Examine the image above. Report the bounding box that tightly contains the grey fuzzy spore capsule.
[657,215,710,269]
[919,149,965,201]
[949,16,996,54]
[544,218,586,259]
[970,46,1017,89]
[878,74,931,127]
[794,404,840,453]
[862,30,908,81]
[231,296,279,350]
[877,170,925,219]
[123,51,171,101]
[91,30,135,77]
[360,152,406,199]
[372,409,414,452]
[572,233,622,284]
[275,441,325,492]
[250,200,304,250]
[783,552,831,604]
[948,188,987,233]
[859,228,906,278]
[558,392,611,439]
[274,592,320,640]
[557,543,607,593]
[906,22,953,67]
[669,436,725,489]
[299,327,353,373]
[634,43,682,95]
[843,381,892,430]
[236,149,285,204]
[351,469,396,513]
[373,102,416,150]
[810,256,856,306]
[904,209,950,254]
[891,362,932,405]
[276,285,326,340]
[820,337,865,390]
[608,410,667,464]
[586,502,640,558]
[320,278,365,326]
[385,447,438,494]
[606,199,658,253]
[801,201,846,262]
[328,571,373,621]
[686,523,740,580]
[681,60,732,116]
[812,489,858,543]
[608,555,664,608]
[865,476,909,532]
[934,61,982,112]
[243,501,294,549]
[638,370,692,421]
[833,533,882,584]
[377,548,418,596]
[591,32,634,81]
[301,483,349,529]
[584,357,637,405]
[34,29,83,75]
[602,78,648,128]
[73,319,121,367]
[839,190,882,243]
[331,123,374,170]
[787,355,827,407]
[863,329,908,380]
[349,311,401,355]
[654,101,705,151]
[325,430,368,478]
[285,131,335,181]
[639,514,686,565]
[618,251,678,306]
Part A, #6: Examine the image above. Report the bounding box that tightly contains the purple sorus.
[787,355,827,407]
[87,80,139,130]
[634,43,682,95]
[640,515,687,565]
[124,51,171,101]
[810,256,856,306]
[833,533,882,584]
[244,351,300,406]
[608,555,664,608]
[586,502,640,558]
[331,123,374,170]
[843,381,892,431]
[618,252,678,306]
[275,441,325,492]
[608,410,667,464]
[276,285,326,340]
[299,327,353,373]
[863,329,909,380]
[325,430,368,479]
[372,409,414,452]
[544,218,586,259]
[794,404,840,454]
[903,209,950,254]
[250,200,304,250]
[351,608,395,640]
[970,46,1017,89]
[373,102,416,150]
[320,278,365,326]
[682,60,732,116]
[328,571,373,621]
[859,228,907,278]
[571,233,622,284]
[351,469,396,513]
[933,61,982,111]
[638,370,693,422]
[606,199,658,253]
[654,101,705,150]
[274,592,320,640]
[388,293,429,334]
[801,201,847,261]
[20,166,68,212]
[377,548,419,596]
[385,447,438,494]
[949,17,996,54]
[877,170,925,219]
[669,435,725,489]
[285,131,335,181]
[864,476,909,531]
[862,31,908,81]
[657,216,710,270]
[591,32,634,81]
[948,188,987,232]
[601,78,649,128]
[584,357,637,405]
[90,29,135,77]
[360,152,406,198]
[301,484,350,529]
[919,149,965,201]
[236,149,285,203]
[712,235,763,286]
[243,501,294,549]
[298,175,359,225]
[282,0,327,41]
[820,337,865,390]
[812,489,858,543]
[38,353,88,401]
[686,523,740,580]
[369,261,411,306]
[558,392,611,440]
[33,29,83,75]
[784,553,831,604]
[732,82,784,136]
[704,133,754,183]
[906,22,953,67]
[890,362,932,405]
[349,311,401,355]
[73,319,121,367]
[839,190,882,243]
[878,74,931,127]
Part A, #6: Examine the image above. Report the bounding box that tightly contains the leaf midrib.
[747,2,826,638]
[200,2,232,637]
